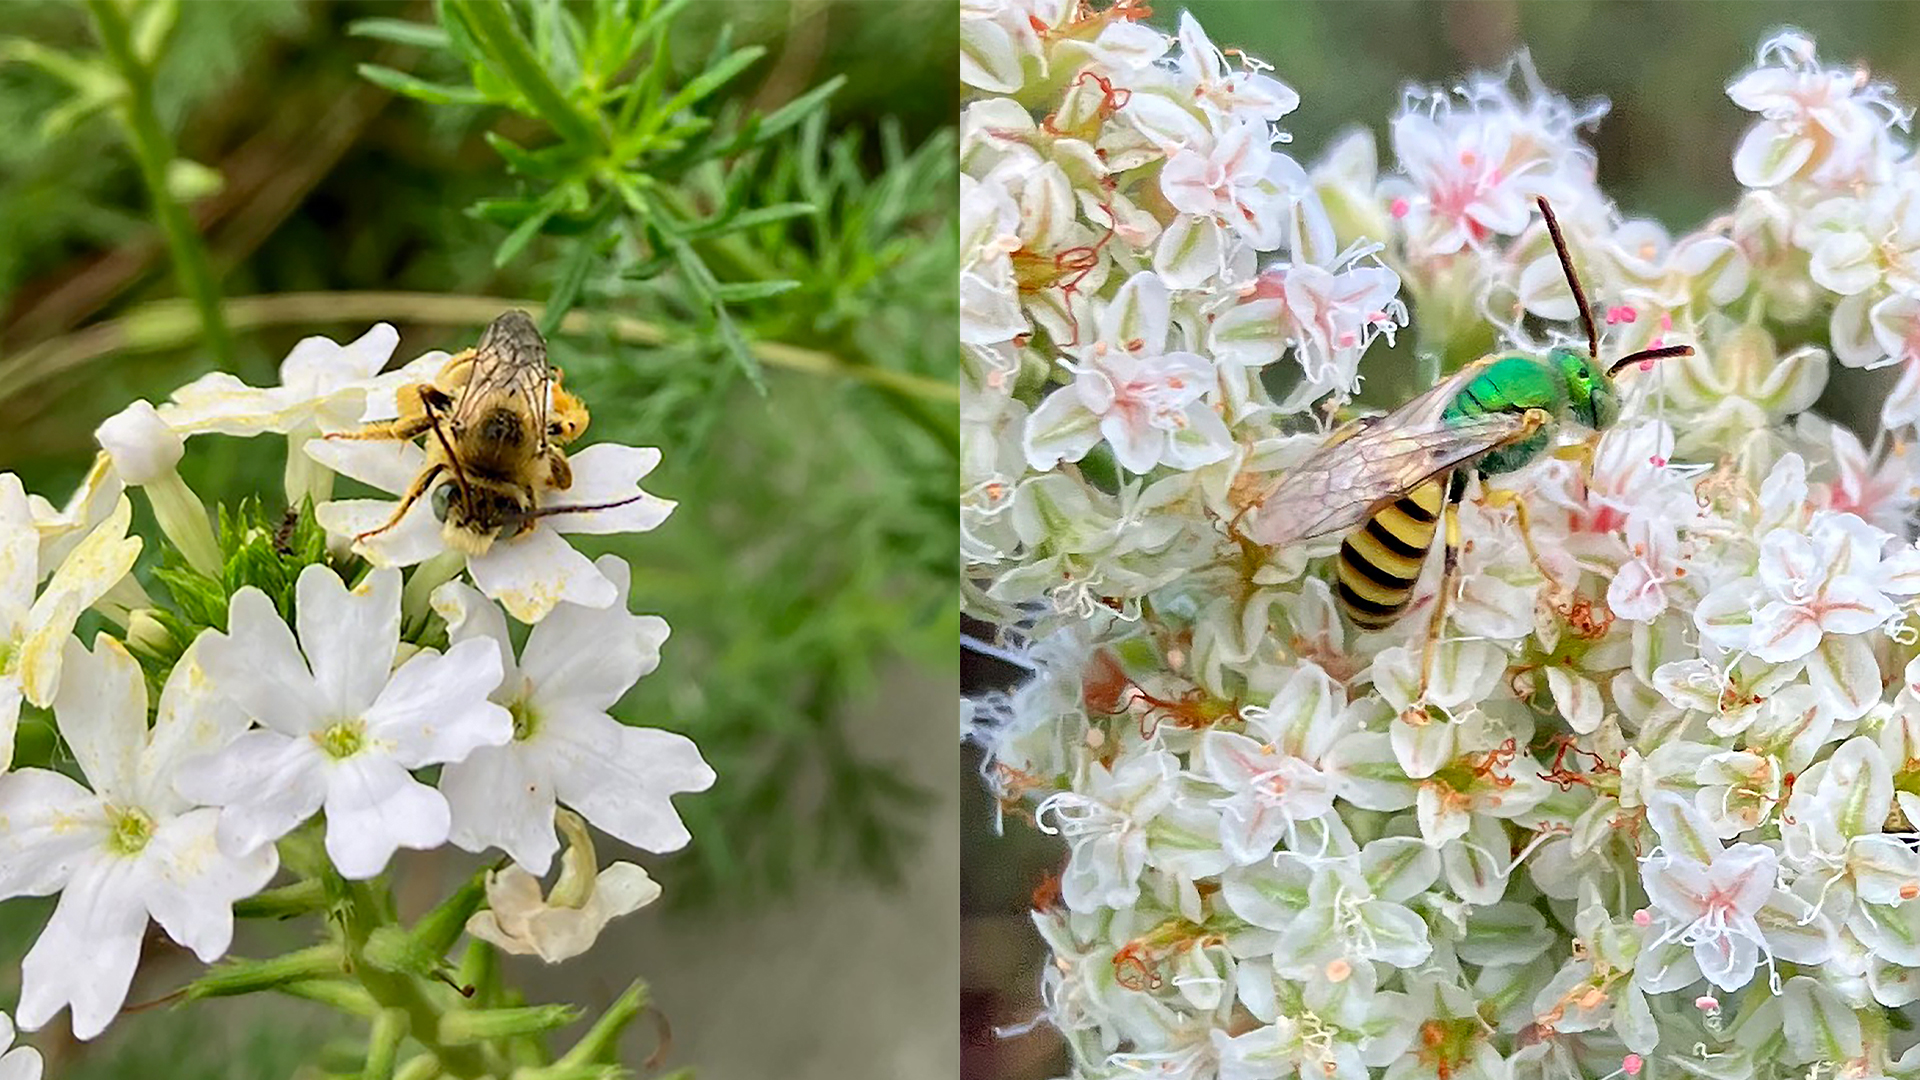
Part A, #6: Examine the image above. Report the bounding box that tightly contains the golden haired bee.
[333,310,593,555]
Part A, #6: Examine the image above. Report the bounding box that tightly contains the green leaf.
[493,199,557,268]
[651,44,764,126]
[738,73,844,149]
[356,63,488,106]
[348,16,453,49]
[131,0,180,65]
[452,0,600,147]
[711,280,801,303]
[685,201,814,239]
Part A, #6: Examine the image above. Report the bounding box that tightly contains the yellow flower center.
[315,718,368,760]
[107,806,155,856]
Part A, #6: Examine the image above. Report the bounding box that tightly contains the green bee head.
[1553,347,1620,431]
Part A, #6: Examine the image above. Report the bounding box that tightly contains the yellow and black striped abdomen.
[1336,478,1443,629]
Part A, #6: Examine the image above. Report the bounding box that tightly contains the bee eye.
[431,481,456,522]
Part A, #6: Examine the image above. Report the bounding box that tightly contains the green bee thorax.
[1435,348,1618,477]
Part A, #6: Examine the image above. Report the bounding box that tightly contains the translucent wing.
[448,312,551,446]
[1246,363,1536,547]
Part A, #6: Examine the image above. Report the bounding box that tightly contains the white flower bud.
[94,400,183,486]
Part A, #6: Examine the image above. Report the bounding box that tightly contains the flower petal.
[467,528,616,623]
[18,496,140,707]
[0,769,106,899]
[366,638,510,767]
[198,587,322,736]
[316,498,443,569]
[522,556,665,716]
[139,634,253,815]
[322,757,451,879]
[442,743,560,875]
[303,438,424,496]
[549,711,714,854]
[142,806,279,962]
[18,853,148,1040]
[52,635,146,804]
[297,565,401,716]
[543,445,674,536]
[173,732,328,857]
[429,580,519,689]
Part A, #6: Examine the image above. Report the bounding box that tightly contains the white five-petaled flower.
[465,809,662,963]
[431,554,714,876]
[307,439,675,623]
[160,323,404,438]
[1159,119,1298,251]
[173,565,512,879]
[1698,511,1916,660]
[1637,793,1830,993]
[1198,664,1344,864]
[1727,31,1910,189]
[1171,12,1299,127]
[1023,271,1232,475]
[0,635,276,1041]
[0,479,141,767]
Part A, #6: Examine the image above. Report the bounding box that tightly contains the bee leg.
[1480,487,1568,596]
[330,383,452,442]
[1415,472,1470,710]
[354,463,444,544]
[542,448,573,491]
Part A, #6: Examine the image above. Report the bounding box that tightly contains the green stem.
[339,878,490,1080]
[83,0,233,372]
[456,0,600,148]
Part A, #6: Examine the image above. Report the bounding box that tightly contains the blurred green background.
[0,0,957,1077]
[961,3,1918,1077]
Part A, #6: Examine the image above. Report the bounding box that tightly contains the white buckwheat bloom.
[431,555,714,876]
[173,566,512,879]
[1727,30,1910,189]
[0,635,276,1040]
[307,439,674,623]
[1023,271,1232,474]
[1159,118,1298,251]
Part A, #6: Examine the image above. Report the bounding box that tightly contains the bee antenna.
[1536,196,1599,363]
[1607,343,1694,377]
[512,491,653,524]
[421,395,475,502]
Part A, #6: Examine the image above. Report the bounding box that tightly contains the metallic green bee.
[1246,198,1691,692]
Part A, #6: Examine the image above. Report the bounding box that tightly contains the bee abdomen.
[1335,479,1443,630]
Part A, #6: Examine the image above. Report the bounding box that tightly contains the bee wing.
[1247,363,1534,547]
[446,337,552,442]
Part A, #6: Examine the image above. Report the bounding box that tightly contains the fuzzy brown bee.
[332,310,590,555]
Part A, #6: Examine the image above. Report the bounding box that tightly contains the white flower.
[1160,118,1298,250]
[1727,31,1909,189]
[431,555,713,876]
[0,481,141,767]
[25,453,123,575]
[0,635,275,1040]
[307,440,674,623]
[960,173,1028,346]
[1209,256,1404,402]
[1197,665,1344,864]
[1171,12,1298,127]
[173,566,512,879]
[160,323,403,438]
[465,809,661,963]
[0,1015,41,1080]
[1698,512,1902,664]
[1637,792,1828,993]
[93,400,183,485]
[1036,748,1178,913]
[1023,271,1232,474]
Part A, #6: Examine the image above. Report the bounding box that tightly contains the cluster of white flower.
[964,8,1920,1080]
[0,322,712,1042]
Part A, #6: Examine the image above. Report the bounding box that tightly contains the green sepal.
[437,1002,583,1044]
[278,979,380,1018]
[234,878,328,919]
[555,980,648,1066]
[183,944,345,1000]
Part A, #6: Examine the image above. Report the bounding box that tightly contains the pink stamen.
[1390,197,1410,219]
[1632,909,1651,926]
[1624,1055,1644,1077]
[1650,455,1668,468]
[1695,995,1719,1011]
